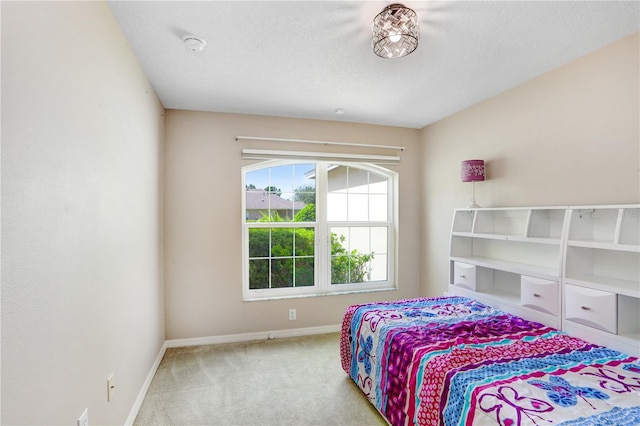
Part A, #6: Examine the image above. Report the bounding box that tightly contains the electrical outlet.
[107,374,115,402]
[288,308,296,320]
[77,408,88,426]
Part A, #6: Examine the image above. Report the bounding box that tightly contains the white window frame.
[242,160,398,301]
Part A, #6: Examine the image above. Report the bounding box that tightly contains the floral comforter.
[339,296,640,426]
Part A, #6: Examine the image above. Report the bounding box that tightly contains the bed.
[340,296,640,426]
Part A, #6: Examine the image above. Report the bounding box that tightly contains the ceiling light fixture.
[372,4,419,59]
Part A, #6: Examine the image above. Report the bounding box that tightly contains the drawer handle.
[459,274,466,278]
[533,293,541,298]
[580,306,591,311]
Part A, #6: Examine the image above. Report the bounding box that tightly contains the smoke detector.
[182,35,206,55]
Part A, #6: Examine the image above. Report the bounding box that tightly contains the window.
[242,160,397,300]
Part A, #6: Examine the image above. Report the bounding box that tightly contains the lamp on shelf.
[461,159,485,208]
[372,4,419,59]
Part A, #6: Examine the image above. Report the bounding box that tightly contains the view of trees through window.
[245,162,387,291]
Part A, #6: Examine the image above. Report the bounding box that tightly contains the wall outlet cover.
[77,408,88,426]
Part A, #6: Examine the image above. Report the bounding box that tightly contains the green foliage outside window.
[294,203,315,222]
[248,203,373,289]
[264,185,282,197]
[293,184,316,205]
[330,233,373,284]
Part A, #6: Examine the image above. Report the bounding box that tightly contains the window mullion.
[315,161,329,291]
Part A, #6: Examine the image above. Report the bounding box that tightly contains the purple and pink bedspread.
[340,296,640,426]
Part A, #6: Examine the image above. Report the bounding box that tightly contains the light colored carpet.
[134,333,388,425]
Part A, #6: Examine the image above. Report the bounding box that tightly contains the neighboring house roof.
[245,189,306,211]
[304,164,337,179]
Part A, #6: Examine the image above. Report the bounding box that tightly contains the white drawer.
[520,276,559,316]
[453,262,477,290]
[565,285,617,334]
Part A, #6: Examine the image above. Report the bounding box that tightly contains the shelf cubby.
[449,204,640,357]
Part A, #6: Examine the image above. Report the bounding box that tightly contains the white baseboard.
[165,324,341,348]
[125,324,341,423]
[124,340,168,426]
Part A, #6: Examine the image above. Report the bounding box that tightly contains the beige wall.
[420,32,640,297]
[164,111,422,339]
[2,2,637,422]
[1,2,165,425]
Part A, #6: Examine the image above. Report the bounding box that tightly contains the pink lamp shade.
[461,160,485,182]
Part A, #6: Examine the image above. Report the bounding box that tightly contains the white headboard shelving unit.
[448,205,640,358]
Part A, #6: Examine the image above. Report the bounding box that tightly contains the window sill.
[243,286,398,302]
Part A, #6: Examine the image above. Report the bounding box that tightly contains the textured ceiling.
[108,1,639,129]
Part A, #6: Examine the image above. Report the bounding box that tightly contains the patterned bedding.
[339,296,640,426]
